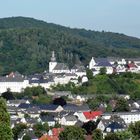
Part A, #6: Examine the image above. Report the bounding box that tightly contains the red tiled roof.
[83,111,102,120]
[39,135,58,140]
[52,128,64,136]
[127,63,137,68]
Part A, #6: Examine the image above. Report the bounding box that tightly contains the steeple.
[51,51,56,62]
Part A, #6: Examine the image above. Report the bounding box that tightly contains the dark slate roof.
[18,103,34,109]
[95,58,112,67]
[28,74,53,84]
[40,115,55,122]
[63,104,90,112]
[38,104,60,110]
[25,106,40,114]
[72,64,85,70]
[64,115,77,121]
[105,122,125,132]
[0,71,25,82]
[102,115,127,132]
[53,63,69,70]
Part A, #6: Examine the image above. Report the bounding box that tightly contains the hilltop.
[0,17,140,74]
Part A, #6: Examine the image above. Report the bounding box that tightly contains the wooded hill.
[0,17,140,74]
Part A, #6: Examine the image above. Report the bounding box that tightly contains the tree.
[92,129,103,140]
[22,135,31,140]
[116,130,139,140]
[0,98,13,140]
[82,121,96,134]
[115,97,129,112]
[129,121,140,138]
[53,97,66,106]
[86,69,93,80]
[33,122,49,138]
[24,86,46,98]
[87,99,99,110]
[1,90,15,100]
[104,133,120,140]
[99,67,107,75]
[59,126,85,140]
[12,123,27,140]
[43,122,49,132]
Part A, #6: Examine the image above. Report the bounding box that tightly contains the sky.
[0,0,140,38]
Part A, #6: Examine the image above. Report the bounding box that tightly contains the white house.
[60,115,77,126]
[102,112,140,125]
[89,57,113,74]
[0,72,29,94]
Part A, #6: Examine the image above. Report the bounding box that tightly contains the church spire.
[51,51,56,62]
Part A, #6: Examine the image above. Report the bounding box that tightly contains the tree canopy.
[1,17,140,74]
[0,98,13,140]
[59,126,85,140]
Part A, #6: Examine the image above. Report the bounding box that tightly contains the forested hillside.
[0,17,140,74]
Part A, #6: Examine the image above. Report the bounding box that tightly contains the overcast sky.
[0,0,140,38]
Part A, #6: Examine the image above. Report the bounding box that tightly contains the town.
[1,51,140,140]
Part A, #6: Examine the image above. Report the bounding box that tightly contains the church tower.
[89,57,96,69]
[49,51,57,73]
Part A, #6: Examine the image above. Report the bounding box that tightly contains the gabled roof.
[0,71,25,82]
[40,115,55,122]
[127,63,137,68]
[95,58,112,67]
[63,104,90,112]
[53,63,69,70]
[39,135,58,140]
[8,99,29,105]
[101,115,127,132]
[18,103,34,109]
[83,111,102,120]
[64,115,77,121]
[39,104,61,111]
[52,128,64,136]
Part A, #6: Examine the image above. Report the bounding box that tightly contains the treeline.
[1,17,140,74]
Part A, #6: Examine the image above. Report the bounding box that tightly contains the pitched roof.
[39,135,58,140]
[52,128,64,136]
[63,104,90,112]
[64,115,77,121]
[39,104,60,111]
[0,71,25,82]
[127,63,137,68]
[53,63,69,70]
[83,111,102,120]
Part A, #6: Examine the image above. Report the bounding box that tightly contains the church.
[49,51,70,74]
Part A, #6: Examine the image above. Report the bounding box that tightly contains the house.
[114,64,126,73]
[7,99,30,107]
[63,103,90,112]
[102,112,140,125]
[0,71,29,94]
[39,104,63,113]
[24,106,40,118]
[75,111,102,123]
[108,57,126,65]
[40,115,56,127]
[97,115,127,137]
[126,63,139,73]
[48,128,64,137]
[89,57,113,74]
[60,114,77,126]
[39,128,64,140]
